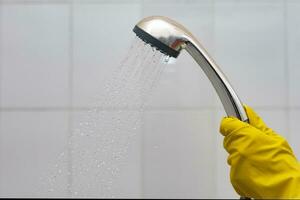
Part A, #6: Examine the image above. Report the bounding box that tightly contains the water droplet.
[43,37,166,195]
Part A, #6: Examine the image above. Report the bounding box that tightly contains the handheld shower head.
[133,16,248,122]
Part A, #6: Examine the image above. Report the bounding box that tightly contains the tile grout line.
[0,1,2,187]
[1,105,300,112]
[283,0,291,140]
[140,109,145,199]
[0,0,2,112]
[67,1,74,197]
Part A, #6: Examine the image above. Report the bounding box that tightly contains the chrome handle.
[185,42,248,122]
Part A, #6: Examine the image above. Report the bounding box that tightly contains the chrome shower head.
[133,16,192,58]
[133,16,248,122]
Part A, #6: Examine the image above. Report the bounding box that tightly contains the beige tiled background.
[0,0,299,198]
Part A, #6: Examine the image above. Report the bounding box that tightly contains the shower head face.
[133,16,193,58]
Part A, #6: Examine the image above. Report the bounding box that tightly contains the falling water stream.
[39,37,170,197]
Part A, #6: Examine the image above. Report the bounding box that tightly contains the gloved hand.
[220,105,300,199]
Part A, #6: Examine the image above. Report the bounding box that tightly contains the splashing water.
[39,37,169,198]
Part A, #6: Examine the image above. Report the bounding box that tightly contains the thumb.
[244,105,274,135]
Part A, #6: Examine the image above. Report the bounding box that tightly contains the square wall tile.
[0,5,70,108]
[71,110,142,197]
[142,1,218,108]
[287,1,300,107]
[147,51,218,109]
[0,111,69,197]
[142,110,216,198]
[289,109,300,160]
[72,3,141,107]
[142,0,214,49]
[214,0,286,107]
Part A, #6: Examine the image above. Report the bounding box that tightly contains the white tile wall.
[72,3,141,107]
[0,4,70,108]
[71,110,142,198]
[0,111,69,197]
[0,0,299,198]
[142,110,216,198]
[214,0,286,107]
[287,0,300,107]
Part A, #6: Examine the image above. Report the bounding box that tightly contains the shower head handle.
[134,16,248,122]
[185,42,248,122]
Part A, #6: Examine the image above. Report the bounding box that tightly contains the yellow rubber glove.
[220,105,300,199]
